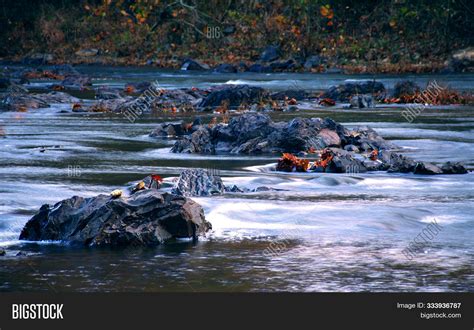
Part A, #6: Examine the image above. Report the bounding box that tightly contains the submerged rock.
[172,168,225,196]
[19,190,211,246]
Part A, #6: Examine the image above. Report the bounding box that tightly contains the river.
[0,67,473,291]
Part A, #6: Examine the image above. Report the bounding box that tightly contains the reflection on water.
[0,70,473,291]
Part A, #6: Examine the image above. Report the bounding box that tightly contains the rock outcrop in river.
[19,189,211,246]
[171,113,393,154]
[168,113,468,175]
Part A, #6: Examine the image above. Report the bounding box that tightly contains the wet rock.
[171,113,394,156]
[35,91,80,104]
[304,55,323,70]
[247,64,272,73]
[213,63,237,73]
[22,53,54,65]
[198,85,269,108]
[0,249,5,256]
[387,153,416,173]
[181,59,210,71]
[225,185,247,193]
[316,128,341,147]
[349,94,374,108]
[150,121,186,137]
[344,144,360,153]
[269,59,295,71]
[171,127,214,153]
[322,80,386,102]
[0,90,50,111]
[325,148,367,173]
[393,80,421,98]
[95,87,123,100]
[260,45,280,62]
[172,168,225,196]
[413,162,443,175]
[441,162,468,174]
[270,90,310,100]
[61,74,92,88]
[19,190,211,246]
[347,126,395,151]
[75,48,99,57]
[446,47,474,72]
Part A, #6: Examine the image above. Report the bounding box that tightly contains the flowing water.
[0,67,473,292]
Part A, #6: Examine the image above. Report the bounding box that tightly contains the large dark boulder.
[172,169,225,196]
[198,85,269,108]
[322,80,386,102]
[260,45,280,62]
[19,190,211,246]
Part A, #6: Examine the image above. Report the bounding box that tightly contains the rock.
[323,80,386,102]
[446,47,474,72]
[61,74,92,88]
[387,153,416,173]
[316,128,341,147]
[349,94,374,108]
[22,53,54,65]
[344,144,360,153]
[198,85,269,108]
[413,162,443,175]
[269,59,295,71]
[180,59,210,71]
[0,90,50,111]
[260,45,280,62]
[0,249,5,256]
[441,162,468,174]
[271,90,310,100]
[247,64,272,73]
[304,55,323,70]
[325,148,367,173]
[35,91,80,104]
[150,121,186,137]
[347,126,395,151]
[75,48,99,57]
[393,80,421,98]
[213,63,237,73]
[171,127,214,153]
[19,190,211,246]
[172,168,225,196]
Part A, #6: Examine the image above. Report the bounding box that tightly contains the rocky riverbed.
[0,66,473,292]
